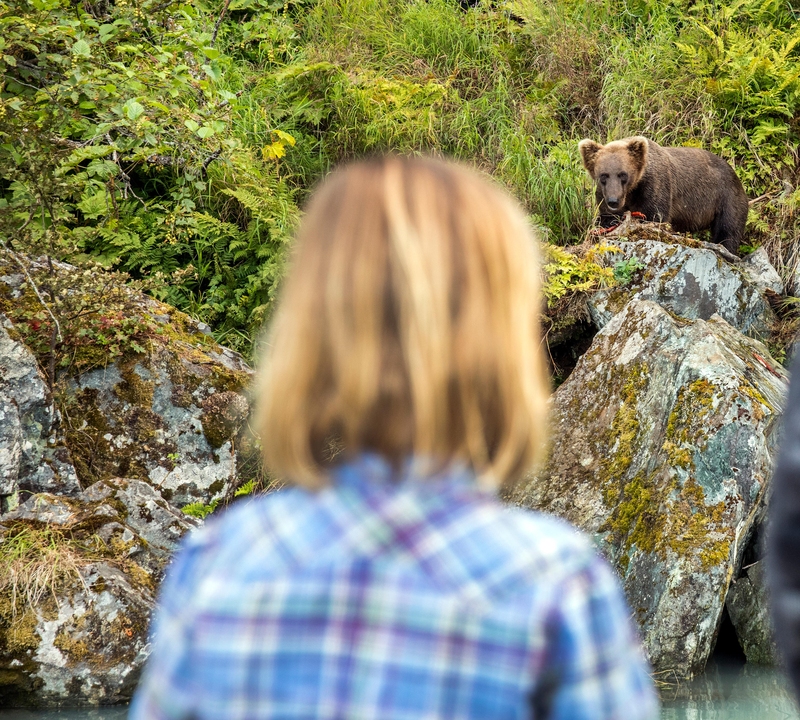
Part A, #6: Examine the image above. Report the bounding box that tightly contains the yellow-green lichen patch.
[54,631,90,663]
[602,470,732,574]
[600,362,650,506]
[738,377,771,420]
[665,378,717,446]
[600,371,736,575]
[666,477,731,570]
[662,440,693,470]
[600,472,658,572]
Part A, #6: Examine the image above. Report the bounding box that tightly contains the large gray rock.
[0,317,79,510]
[0,257,258,510]
[64,331,254,508]
[589,239,775,339]
[508,299,787,677]
[726,560,779,665]
[0,478,199,707]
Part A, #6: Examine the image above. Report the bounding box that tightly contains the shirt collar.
[328,452,496,498]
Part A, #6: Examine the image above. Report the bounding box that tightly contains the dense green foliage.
[3,0,800,355]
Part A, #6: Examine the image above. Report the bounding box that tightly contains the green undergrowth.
[3,0,800,356]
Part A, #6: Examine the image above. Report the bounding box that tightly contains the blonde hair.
[255,155,550,489]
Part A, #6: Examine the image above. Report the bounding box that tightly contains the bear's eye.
[599,174,609,184]
[619,173,628,183]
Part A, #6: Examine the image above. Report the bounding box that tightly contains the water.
[0,665,797,718]
[0,711,128,719]
[661,662,800,719]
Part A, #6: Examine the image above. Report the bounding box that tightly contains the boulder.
[63,330,254,508]
[508,299,787,676]
[0,317,79,511]
[0,478,199,707]
[0,256,258,509]
[726,560,779,665]
[589,239,775,339]
[740,247,784,296]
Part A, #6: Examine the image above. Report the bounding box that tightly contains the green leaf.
[184,119,200,132]
[202,62,221,82]
[3,54,16,66]
[72,39,91,57]
[197,126,215,138]
[123,99,145,120]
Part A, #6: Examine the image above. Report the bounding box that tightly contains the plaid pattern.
[130,455,657,719]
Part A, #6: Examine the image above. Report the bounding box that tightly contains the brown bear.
[578,136,748,254]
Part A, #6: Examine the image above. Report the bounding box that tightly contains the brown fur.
[578,136,749,254]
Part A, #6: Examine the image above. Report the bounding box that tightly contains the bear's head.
[578,136,648,212]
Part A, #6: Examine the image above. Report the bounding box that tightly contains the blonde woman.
[131,156,657,719]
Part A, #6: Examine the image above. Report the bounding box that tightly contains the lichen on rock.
[0,478,199,707]
[508,299,787,677]
[0,255,259,509]
[588,233,776,340]
[0,316,79,512]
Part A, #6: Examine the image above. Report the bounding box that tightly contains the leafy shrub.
[0,0,299,355]
[5,0,800,360]
[613,256,646,284]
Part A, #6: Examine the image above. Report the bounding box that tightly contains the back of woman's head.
[255,155,550,489]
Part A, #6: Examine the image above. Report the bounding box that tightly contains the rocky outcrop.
[589,239,775,339]
[0,256,263,707]
[509,299,787,676]
[740,247,784,296]
[0,318,79,510]
[63,330,254,508]
[0,258,258,511]
[0,478,199,707]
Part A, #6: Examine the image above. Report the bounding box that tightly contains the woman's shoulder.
[170,487,316,578]
[468,501,606,590]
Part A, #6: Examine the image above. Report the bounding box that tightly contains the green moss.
[0,607,40,655]
[600,362,649,506]
[60,379,177,488]
[125,563,154,592]
[666,378,716,446]
[597,371,737,573]
[54,631,90,663]
[114,362,155,407]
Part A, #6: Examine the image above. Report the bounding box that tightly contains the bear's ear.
[626,136,649,173]
[578,139,602,175]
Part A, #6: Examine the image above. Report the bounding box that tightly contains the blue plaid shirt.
[130,455,657,719]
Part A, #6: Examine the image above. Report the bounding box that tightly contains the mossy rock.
[0,478,199,707]
[508,299,787,678]
[0,258,260,510]
[59,301,256,508]
[588,237,775,340]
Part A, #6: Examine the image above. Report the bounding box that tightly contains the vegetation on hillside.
[2,0,800,359]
